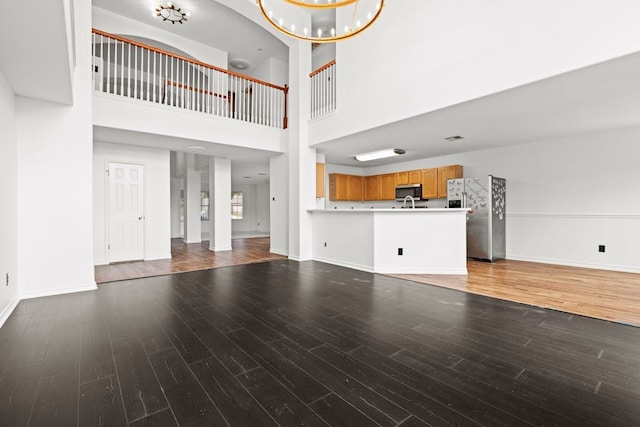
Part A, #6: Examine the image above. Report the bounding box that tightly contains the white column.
[269,153,289,256]
[209,157,232,251]
[183,153,201,244]
[287,39,315,261]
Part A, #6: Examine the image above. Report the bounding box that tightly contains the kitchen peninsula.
[309,208,469,274]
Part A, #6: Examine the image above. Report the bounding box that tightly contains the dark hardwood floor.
[2,260,640,426]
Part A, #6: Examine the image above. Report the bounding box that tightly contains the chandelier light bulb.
[257,0,384,43]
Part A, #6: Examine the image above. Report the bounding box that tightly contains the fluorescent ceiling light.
[355,148,406,162]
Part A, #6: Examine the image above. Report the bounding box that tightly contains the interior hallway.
[94,237,285,283]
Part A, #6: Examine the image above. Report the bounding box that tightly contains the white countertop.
[308,208,468,213]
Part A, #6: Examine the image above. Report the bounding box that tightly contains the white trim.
[20,283,97,300]
[374,267,468,275]
[507,213,640,219]
[312,256,375,273]
[144,255,172,261]
[506,255,640,274]
[0,298,20,329]
[270,247,288,256]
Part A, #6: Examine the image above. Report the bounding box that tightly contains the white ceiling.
[316,50,640,167]
[89,1,640,179]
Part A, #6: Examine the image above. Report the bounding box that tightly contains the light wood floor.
[94,237,285,283]
[391,260,640,326]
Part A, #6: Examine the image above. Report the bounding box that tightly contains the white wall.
[256,181,270,233]
[311,1,640,144]
[93,142,171,264]
[16,8,95,299]
[270,154,289,255]
[231,184,258,233]
[312,43,335,72]
[251,57,289,88]
[0,69,18,325]
[327,127,640,272]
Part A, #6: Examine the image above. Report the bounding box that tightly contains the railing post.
[283,84,289,129]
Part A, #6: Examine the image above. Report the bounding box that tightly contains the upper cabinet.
[316,163,325,198]
[421,168,438,199]
[408,170,421,184]
[329,173,349,200]
[380,173,397,200]
[330,165,463,201]
[364,175,381,200]
[348,175,364,201]
[329,173,363,201]
[437,165,463,197]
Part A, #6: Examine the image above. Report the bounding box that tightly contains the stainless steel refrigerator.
[447,176,506,262]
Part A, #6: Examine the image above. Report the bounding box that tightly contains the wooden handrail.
[164,79,228,99]
[92,28,287,91]
[309,60,336,78]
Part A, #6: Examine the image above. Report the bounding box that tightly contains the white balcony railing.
[91,29,289,129]
[310,60,336,119]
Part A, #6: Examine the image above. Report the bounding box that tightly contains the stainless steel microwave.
[395,184,422,201]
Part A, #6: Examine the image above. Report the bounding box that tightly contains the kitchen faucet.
[403,195,415,209]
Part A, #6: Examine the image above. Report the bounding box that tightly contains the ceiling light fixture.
[445,135,464,141]
[186,145,206,151]
[355,148,405,162]
[154,2,189,24]
[257,0,384,43]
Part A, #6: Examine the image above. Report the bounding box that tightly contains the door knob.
[138,216,145,220]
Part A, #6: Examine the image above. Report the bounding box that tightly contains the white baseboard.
[506,255,640,274]
[20,282,98,300]
[0,298,20,329]
[312,257,375,273]
[270,247,288,257]
[375,267,468,275]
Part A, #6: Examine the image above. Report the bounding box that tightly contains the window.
[200,191,209,220]
[231,191,243,220]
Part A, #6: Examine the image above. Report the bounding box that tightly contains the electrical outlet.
[398,248,403,256]
[598,245,606,253]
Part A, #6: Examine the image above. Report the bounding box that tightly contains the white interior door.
[108,162,145,263]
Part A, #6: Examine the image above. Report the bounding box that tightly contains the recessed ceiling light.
[258,172,268,176]
[444,135,464,141]
[186,145,206,151]
[243,176,252,179]
[354,148,405,162]
[230,59,250,70]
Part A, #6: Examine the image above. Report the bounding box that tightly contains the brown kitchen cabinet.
[364,175,381,200]
[395,171,409,185]
[437,165,463,197]
[421,168,438,199]
[348,175,364,201]
[408,170,421,184]
[379,173,397,200]
[316,163,325,198]
[329,173,364,201]
[329,174,349,200]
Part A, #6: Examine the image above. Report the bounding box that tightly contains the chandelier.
[257,0,384,43]
[154,2,190,24]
